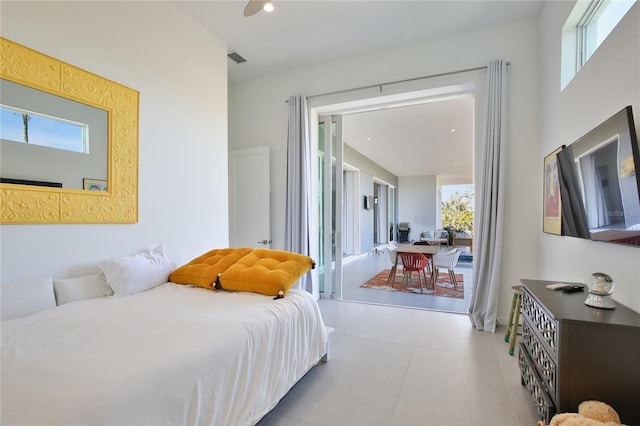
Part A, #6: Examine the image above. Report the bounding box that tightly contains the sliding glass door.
[318,115,343,298]
[388,185,396,242]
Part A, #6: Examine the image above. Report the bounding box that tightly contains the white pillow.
[98,245,176,297]
[53,274,111,306]
[423,230,434,238]
[1,276,56,321]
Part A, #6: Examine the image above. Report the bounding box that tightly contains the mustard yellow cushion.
[218,249,314,296]
[169,247,253,289]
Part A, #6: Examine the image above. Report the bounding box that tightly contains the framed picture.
[83,178,107,192]
[543,146,564,235]
[621,155,635,177]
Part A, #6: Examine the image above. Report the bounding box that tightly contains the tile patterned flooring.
[258,249,539,426]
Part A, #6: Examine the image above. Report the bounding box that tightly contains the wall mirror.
[0,37,138,223]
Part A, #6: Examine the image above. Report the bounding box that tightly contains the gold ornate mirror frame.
[0,37,138,224]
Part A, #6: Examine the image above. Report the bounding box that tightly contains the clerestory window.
[577,0,636,68]
[561,0,636,90]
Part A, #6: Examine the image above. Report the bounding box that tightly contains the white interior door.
[229,146,271,248]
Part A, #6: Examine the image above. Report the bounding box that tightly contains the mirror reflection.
[557,106,640,247]
[1,36,138,224]
[0,79,108,190]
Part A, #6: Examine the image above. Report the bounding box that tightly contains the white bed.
[1,282,328,426]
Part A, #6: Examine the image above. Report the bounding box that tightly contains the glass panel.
[318,115,343,297]
[331,120,337,293]
[318,121,325,293]
[582,0,636,66]
[343,170,348,254]
[441,184,475,234]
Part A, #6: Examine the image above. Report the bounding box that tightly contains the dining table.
[388,244,440,286]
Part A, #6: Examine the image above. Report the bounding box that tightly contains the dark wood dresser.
[518,279,640,424]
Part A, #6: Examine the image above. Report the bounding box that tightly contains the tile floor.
[258,292,540,426]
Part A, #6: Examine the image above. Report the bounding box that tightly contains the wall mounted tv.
[557,105,640,247]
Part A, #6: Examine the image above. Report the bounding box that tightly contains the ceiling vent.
[227,51,247,64]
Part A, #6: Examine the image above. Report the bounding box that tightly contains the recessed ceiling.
[343,97,474,179]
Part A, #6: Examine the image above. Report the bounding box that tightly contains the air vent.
[227,51,247,64]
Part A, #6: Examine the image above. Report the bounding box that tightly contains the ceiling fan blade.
[243,0,268,17]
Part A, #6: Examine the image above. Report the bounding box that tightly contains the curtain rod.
[285,61,510,103]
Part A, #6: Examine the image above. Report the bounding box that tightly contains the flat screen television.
[557,105,640,247]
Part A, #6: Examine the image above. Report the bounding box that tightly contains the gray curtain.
[468,59,507,332]
[284,95,312,292]
[557,146,590,239]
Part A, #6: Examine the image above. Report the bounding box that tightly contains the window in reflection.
[0,105,87,153]
[0,78,107,190]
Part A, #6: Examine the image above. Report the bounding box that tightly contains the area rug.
[360,269,464,299]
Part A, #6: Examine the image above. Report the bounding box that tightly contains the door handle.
[257,239,272,245]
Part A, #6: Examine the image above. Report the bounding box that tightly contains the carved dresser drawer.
[522,290,557,353]
[518,342,555,422]
[521,319,557,401]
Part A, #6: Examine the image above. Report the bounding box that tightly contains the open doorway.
[374,182,388,245]
[343,165,359,259]
[311,81,478,313]
[372,179,397,247]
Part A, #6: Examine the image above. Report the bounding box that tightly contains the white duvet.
[1,283,328,426]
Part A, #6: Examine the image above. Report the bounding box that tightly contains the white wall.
[538,2,640,313]
[398,175,438,242]
[344,143,398,253]
[344,144,397,187]
[0,2,229,283]
[229,19,541,321]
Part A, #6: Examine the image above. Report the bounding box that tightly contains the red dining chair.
[399,252,429,293]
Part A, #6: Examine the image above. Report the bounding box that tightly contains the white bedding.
[1,283,328,426]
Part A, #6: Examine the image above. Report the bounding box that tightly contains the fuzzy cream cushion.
[542,400,623,426]
[578,401,621,425]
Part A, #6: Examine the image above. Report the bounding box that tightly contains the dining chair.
[399,252,429,293]
[432,248,462,291]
